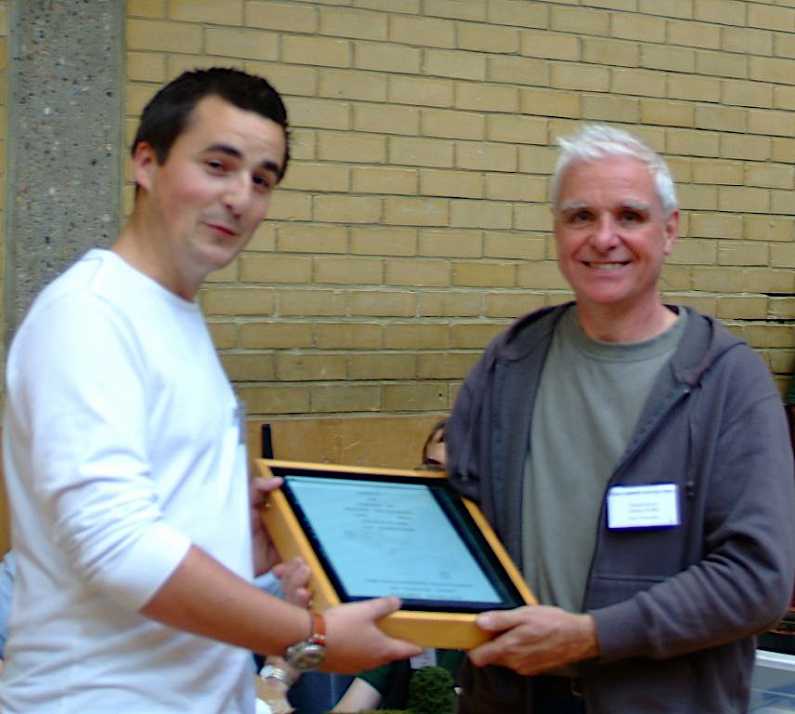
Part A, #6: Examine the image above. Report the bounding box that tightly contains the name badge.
[607,484,679,529]
[410,648,437,669]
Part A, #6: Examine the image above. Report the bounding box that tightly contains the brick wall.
[125,0,795,419]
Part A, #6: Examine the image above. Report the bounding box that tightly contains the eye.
[618,209,644,224]
[567,209,592,225]
[252,173,274,193]
[204,158,227,174]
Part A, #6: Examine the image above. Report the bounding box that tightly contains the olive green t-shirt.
[521,306,686,612]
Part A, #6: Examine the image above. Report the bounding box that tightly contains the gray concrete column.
[4,0,124,344]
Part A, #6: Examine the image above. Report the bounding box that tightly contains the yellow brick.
[239,386,310,416]
[208,321,238,349]
[722,80,773,109]
[352,167,418,195]
[695,0,746,25]
[278,224,348,253]
[774,85,795,110]
[383,196,448,226]
[514,204,554,231]
[280,162,350,193]
[389,76,453,108]
[127,52,167,83]
[319,69,386,101]
[318,131,386,163]
[487,55,549,86]
[722,27,773,55]
[771,244,795,267]
[744,215,794,242]
[641,99,694,127]
[551,6,609,35]
[349,353,417,380]
[689,213,743,240]
[749,108,795,138]
[550,63,609,92]
[311,385,381,414]
[745,324,795,349]
[419,291,482,317]
[455,141,516,172]
[642,45,695,73]
[417,352,480,379]
[419,228,482,257]
[691,159,743,185]
[239,322,313,349]
[750,57,795,86]
[456,82,519,114]
[169,0,242,23]
[315,195,383,223]
[314,257,383,284]
[582,37,640,67]
[280,289,347,316]
[695,105,746,132]
[772,137,795,162]
[288,97,350,131]
[660,265,692,291]
[520,88,580,118]
[458,23,519,53]
[772,189,795,215]
[351,226,418,256]
[611,68,667,97]
[246,1,318,32]
[516,261,569,289]
[450,323,507,348]
[450,200,512,229]
[718,242,769,266]
[485,115,546,145]
[775,33,795,60]
[204,260,238,284]
[166,54,234,81]
[267,192,312,222]
[276,353,346,382]
[486,291,547,318]
[348,290,416,316]
[128,0,165,18]
[667,129,720,157]
[582,95,640,123]
[385,258,450,286]
[248,62,316,97]
[357,0,419,11]
[484,233,546,260]
[745,163,794,190]
[639,0,694,18]
[283,36,351,67]
[697,50,747,79]
[691,267,745,292]
[240,255,312,284]
[612,14,666,42]
[354,103,419,135]
[126,19,202,53]
[769,298,795,319]
[488,0,548,28]
[718,186,770,213]
[357,41,422,73]
[485,173,547,202]
[383,384,448,412]
[203,288,274,316]
[221,353,275,381]
[750,4,795,31]
[667,156,693,184]
[420,169,483,198]
[390,137,454,168]
[520,30,580,60]
[717,296,768,320]
[206,28,279,61]
[666,75,720,103]
[314,323,383,349]
[319,7,387,40]
[668,19,721,49]
[424,49,486,80]
[424,0,486,20]
[389,15,455,48]
[719,133,770,160]
[421,109,485,140]
[126,83,160,117]
[678,184,718,211]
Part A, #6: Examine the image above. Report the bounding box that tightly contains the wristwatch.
[284,611,327,671]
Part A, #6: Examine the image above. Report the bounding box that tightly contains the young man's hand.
[250,476,282,577]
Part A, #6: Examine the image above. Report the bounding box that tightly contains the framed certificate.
[257,459,536,649]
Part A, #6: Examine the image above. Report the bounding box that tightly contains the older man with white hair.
[447,124,795,713]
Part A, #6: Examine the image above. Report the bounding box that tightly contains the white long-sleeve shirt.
[1,249,254,713]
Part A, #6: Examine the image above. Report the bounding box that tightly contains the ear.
[662,209,679,256]
[131,141,158,193]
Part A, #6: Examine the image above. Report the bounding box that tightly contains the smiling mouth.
[583,261,630,270]
[206,223,238,237]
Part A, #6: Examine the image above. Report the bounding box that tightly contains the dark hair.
[131,67,290,181]
[421,418,447,469]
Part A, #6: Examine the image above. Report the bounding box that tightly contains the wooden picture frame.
[257,459,535,650]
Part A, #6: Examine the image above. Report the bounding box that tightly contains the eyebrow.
[204,143,283,177]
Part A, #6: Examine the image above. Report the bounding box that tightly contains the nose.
[222,174,252,216]
[591,214,619,251]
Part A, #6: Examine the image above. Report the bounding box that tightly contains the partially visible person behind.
[0,67,418,714]
[447,124,795,713]
[332,419,465,713]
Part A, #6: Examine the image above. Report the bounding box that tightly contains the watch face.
[287,642,326,671]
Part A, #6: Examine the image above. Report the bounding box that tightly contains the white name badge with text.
[607,484,679,529]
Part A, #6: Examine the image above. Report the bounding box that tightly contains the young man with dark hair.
[0,68,418,713]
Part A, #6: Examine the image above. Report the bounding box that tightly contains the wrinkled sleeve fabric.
[5,292,191,612]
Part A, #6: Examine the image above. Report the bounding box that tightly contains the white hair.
[549,124,678,216]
